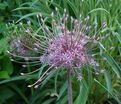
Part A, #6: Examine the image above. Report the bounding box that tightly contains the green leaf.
[41,98,55,104]
[94,78,111,93]
[0,38,8,54]
[0,74,37,84]
[0,23,6,32]
[0,71,9,79]
[30,89,54,104]
[16,12,50,23]
[115,32,121,43]
[88,8,110,15]
[57,81,67,100]
[0,2,8,10]
[102,53,121,78]
[0,87,14,103]
[2,56,13,75]
[104,71,112,96]
[65,0,78,18]
[13,7,42,11]
[57,95,67,104]
[41,70,57,87]
[9,84,29,104]
[74,80,89,104]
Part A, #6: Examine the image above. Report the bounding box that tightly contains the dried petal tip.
[85,16,90,21]
[27,21,31,25]
[55,7,58,11]
[34,85,39,89]
[10,59,14,61]
[6,50,10,53]
[64,9,66,13]
[102,21,107,28]
[39,13,42,17]
[22,65,26,67]
[20,22,23,25]
[28,85,32,88]
[51,12,54,17]
[20,73,25,75]
[24,57,29,61]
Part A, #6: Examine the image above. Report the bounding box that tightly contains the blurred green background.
[0,0,121,104]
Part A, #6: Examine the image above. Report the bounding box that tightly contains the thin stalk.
[67,69,73,104]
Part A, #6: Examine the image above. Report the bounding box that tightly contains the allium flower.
[40,15,95,70]
[6,10,99,104]
[27,12,98,88]
[9,37,40,57]
[7,23,41,59]
[38,13,97,104]
[5,9,106,104]
[40,33,94,69]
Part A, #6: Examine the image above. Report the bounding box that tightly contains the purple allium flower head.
[40,16,95,69]
[7,23,41,58]
[9,37,40,57]
[41,33,93,68]
[27,12,99,88]
[10,38,27,56]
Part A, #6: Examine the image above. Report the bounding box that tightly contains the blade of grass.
[102,53,121,78]
[74,79,89,104]
[0,74,37,84]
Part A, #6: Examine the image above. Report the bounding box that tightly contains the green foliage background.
[0,0,121,104]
